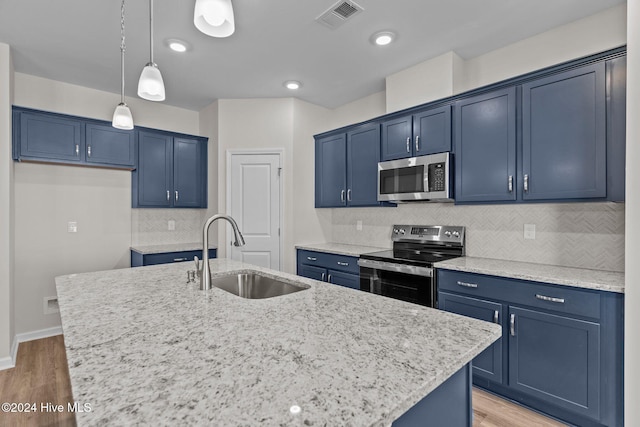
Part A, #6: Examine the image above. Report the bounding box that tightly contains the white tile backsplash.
[131,209,208,246]
[331,202,625,272]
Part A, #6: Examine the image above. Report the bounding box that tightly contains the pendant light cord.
[120,0,126,104]
[149,0,154,64]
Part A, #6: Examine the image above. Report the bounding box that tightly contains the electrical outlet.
[356,220,363,231]
[524,224,536,240]
[168,220,176,231]
[44,296,59,314]
[67,221,77,233]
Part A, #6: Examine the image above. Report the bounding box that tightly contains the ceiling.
[0,0,625,110]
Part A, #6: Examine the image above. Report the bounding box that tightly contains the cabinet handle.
[347,189,352,202]
[173,257,188,262]
[508,175,513,192]
[536,294,565,304]
[457,280,478,288]
[415,135,420,152]
[341,190,345,202]
[321,272,326,281]
[75,144,79,156]
[510,314,516,336]
[166,190,170,201]
[327,274,332,283]
[493,310,499,324]
[524,174,529,192]
[337,261,349,266]
[307,256,317,261]
[406,137,411,153]
[87,145,92,158]
[175,190,179,201]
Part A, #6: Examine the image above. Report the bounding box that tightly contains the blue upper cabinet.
[381,105,452,161]
[85,123,135,168]
[455,87,517,203]
[346,123,380,206]
[316,123,381,208]
[13,107,136,169]
[133,130,207,208]
[315,133,347,207]
[17,110,83,163]
[522,63,606,200]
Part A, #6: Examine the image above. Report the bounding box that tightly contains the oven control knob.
[399,228,406,235]
[444,230,452,237]
[393,228,399,234]
[452,231,460,238]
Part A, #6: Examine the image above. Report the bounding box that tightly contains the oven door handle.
[357,258,433,277]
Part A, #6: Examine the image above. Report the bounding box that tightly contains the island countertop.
[55,259,501,426]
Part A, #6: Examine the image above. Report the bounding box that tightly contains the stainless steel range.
[358,225,465,307]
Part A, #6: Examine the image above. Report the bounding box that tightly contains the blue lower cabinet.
[439,292,503,383]
[437,269,623,427]
[131,249,217,267]
[296,249,360,289]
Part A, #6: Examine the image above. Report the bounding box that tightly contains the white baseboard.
[0,326,63,371]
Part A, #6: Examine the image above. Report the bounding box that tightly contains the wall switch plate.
[44,296,59,314]
[524,224,536,240]
[356,220,363,231]
[67,221,77,233]
[168,220,176,231]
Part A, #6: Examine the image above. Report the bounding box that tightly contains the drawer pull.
[493,310,499,324]
[337,261,349,266]
[307,256,317,261]
[510,314,516,336]
[327,274,332,283]
[321,272,326,281]
[173,257,188,262]
[457,281,478,288]
[536,294,565,304]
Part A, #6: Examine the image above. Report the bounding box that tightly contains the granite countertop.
[130,242,218,255]
[295,242,387,257]
[55,259,500,426]
[434,257,625,293]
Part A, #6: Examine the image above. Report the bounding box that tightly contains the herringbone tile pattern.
[332,202,625,272]
[132,209,209,246]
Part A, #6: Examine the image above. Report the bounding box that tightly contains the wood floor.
[0,336,566,427]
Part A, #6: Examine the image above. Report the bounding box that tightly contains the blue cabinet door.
[455,88,517,202]
[509,306,600,420]
[19,112,83,162]
[135,131,173,207]
[439,292,503,383]
[328,270,360,289]
[522,63,606,200]
[413,105,451,155]
[173,138,206,208]
[298,264,326,282]
[315,134,347,207]
[85,123,135,168]
[381,115,412,161]
[347,123,380,207]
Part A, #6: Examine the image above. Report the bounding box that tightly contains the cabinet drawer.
[297,250,359,275]
[132,249,217,267]
[437,270,600,319]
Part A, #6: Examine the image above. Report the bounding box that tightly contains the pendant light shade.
[138,0,166,101]
[138,63,165,101]
[113,0,134,130]
[194,0,235,38]
[112,103,134,130]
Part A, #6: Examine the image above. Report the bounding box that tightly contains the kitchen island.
[55,259,501,426]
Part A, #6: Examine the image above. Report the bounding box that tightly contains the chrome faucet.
[199,214,245,290]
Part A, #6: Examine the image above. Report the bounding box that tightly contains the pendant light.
[112,0,134,130]
[194,0,235,38]
[138,0,165,101]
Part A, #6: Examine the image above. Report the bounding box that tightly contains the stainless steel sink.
[211,272,309,299]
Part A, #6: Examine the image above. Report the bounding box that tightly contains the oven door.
[358,259,435,307]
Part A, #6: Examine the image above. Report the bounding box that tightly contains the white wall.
[625,0,639,424]
[199,100,220,246]
[329,91,386,131]
[12,73,200,336]
[0,43,15,367]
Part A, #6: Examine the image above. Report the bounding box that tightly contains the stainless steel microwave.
[377,152,452,202]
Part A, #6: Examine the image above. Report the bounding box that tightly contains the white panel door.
[229,153,281,270]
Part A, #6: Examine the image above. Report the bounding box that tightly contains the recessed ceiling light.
[371,31,396,46]
[166,38,190,53]
[284,80,302,90]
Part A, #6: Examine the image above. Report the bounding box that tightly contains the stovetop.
[359,249,462,268]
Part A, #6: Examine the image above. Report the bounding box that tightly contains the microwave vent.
[316,1,363,29]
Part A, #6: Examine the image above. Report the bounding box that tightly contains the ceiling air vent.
[315,0,364,29]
